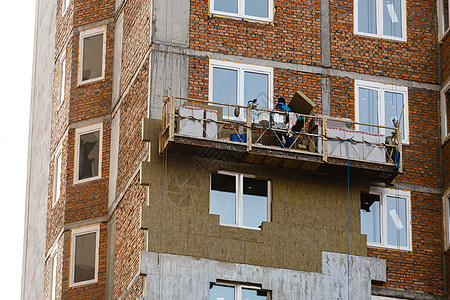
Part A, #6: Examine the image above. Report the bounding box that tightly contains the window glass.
[386,196,407,247]
[212,67,238,118]
[54,152,62,204]
[59,56,66,105]
[214,0,238,14]
[245,0,269,18]
[242,288,268,300]
[444,0,449,34]
[50,255,57,300]
[358,0,377,34]
[82,33,103,81]
[74,232,96,283]
[210,284,235,300]
[210,173,236,226]
[359,87,379,134]
[243,177,268,228]
[244,72,269,110]
[446,90,450,136]
[360,194,381,243]
[383,0,402,38]
[384,91,404,137]
[78,131,100,180]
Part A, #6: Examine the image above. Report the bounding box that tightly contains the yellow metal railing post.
[246,106,252,151]
[169,94,175,141]
[322,117,328,163]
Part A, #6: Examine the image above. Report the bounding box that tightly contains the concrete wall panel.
[140,251,385,299]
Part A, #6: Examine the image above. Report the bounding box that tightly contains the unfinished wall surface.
[140,251,385,299]
[141,119,368,273]
[21,0,56,299]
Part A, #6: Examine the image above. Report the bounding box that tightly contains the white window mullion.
[379,88,386,136]
[239,0,245,17]
[237,175,243,226]
[376,0,383,37]
[381,193,387,246]
[236,285,241,300]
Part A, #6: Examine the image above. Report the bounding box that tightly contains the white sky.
[0,1,35,298]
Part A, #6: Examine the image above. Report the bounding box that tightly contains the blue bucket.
[230,133,247,143]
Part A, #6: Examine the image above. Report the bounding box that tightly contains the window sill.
[354,31,406,43]
[219,223,263,231]
[74,175,101,185]
[440,29,450,43]
[69,278,98,288]
[78,76,105,87]
[367,243,411,252]
[209,12,273,24]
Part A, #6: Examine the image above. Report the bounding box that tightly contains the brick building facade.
[22,0,450,299]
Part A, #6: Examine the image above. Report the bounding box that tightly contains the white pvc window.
[74,123,102,184]
[210,171,270,230]
[210,0,273,22]
[444,189,450,250]
[441,81,450,141]
[355,80,409,144]
[439,0,450,38]
[209,60,273,119]
[70,224,100,287]
[57,50,66,108]
[78,26,106,85]
[210,283,269,300]
[62,0,69,13]
[354,0,406,41]
[50,250,57,300]
[361,187,411,251]
[53,148,62,206]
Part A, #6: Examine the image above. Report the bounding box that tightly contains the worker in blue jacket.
[273,97,293,147]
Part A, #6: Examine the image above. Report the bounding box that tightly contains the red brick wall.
[120,0,151,96]
[396,89,440,188]
[116,61,149,198]
[370,192,444,296]
[113,176,146,298]
[73,0,114,27]
[55,0,73,62]
[190,0,321,66]
[46,135,68,254]
[329,0,437,83]
[330,76,355,119]
[113,58,149,299]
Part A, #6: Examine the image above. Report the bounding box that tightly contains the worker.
[273,97,293,147]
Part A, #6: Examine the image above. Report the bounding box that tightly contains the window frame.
[210,171,271,230]
[209,59,273,121]
[53,146,62,207]
[354,0,407,42]
[439,0,450,39]
[443,188,450,250]
[210,282,270,300]
[74,123,103,184]
[69,224,100,287]
[440,80,450,142]
[62,0,69,14]
[78,26,107,86]
[57,49,66,109]
[355,80,409,144]
[50,247,58,300]
[209,0,274,23]
[363,186,412,251]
